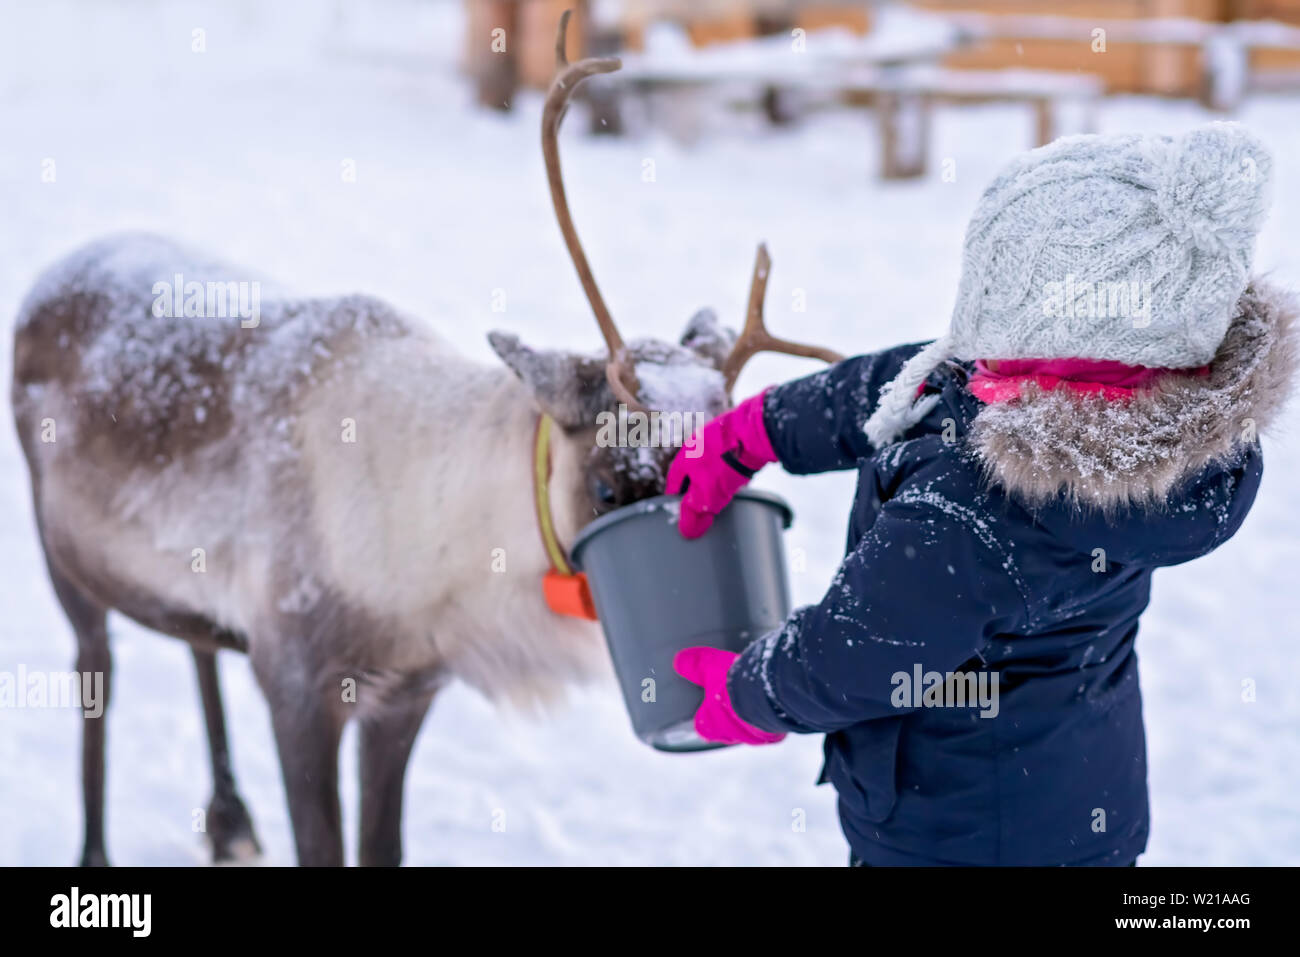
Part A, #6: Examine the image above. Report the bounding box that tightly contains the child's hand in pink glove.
[666,391,778,539]
[673,646,786,746]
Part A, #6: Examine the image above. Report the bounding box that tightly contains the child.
[668,123,1296,866]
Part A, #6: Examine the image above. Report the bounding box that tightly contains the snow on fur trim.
[970,280,1299,511]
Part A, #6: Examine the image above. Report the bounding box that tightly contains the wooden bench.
[610,44,1102,179]
[936,12,1300,110]
[608,19,959,140]
[842,65,1105,178]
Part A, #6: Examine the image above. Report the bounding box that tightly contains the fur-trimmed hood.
[970,280,1300,511]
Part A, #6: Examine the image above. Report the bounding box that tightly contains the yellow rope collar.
[533,414,597,620]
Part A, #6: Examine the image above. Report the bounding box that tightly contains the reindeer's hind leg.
[192,649,261,863]
[45,562,112,867]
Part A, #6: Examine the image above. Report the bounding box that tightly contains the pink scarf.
[968,357,1210,404]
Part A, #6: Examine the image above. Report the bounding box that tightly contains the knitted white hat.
[863,122,1274,446]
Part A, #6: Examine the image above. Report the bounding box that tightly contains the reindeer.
[10,12,841,866]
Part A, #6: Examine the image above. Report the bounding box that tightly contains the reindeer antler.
[543,10,647,413]
[544,12,839,409]
[721,244,845,396]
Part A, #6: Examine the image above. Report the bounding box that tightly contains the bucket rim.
[569,488,793,571]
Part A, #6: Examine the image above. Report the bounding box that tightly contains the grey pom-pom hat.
[863,121,1274,446]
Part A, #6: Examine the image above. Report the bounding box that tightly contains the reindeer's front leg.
[358,680,440,866]
[252,650,347,866]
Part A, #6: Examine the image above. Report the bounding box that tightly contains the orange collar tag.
[543,569,598,621]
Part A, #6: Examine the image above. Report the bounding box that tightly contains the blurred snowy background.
[1,0,1298,865]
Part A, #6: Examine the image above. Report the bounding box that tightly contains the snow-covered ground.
[1,0,1297,866]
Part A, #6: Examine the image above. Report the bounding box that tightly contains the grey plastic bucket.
[569,489,793,753]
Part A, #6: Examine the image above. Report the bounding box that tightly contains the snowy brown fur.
[970,280,1300,511]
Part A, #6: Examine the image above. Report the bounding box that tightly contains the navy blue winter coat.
[726,332,1273,866]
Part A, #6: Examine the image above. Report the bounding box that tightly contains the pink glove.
[666,391,778,539]
[673,646,786,746]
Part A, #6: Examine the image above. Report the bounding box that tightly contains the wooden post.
[755,6,796,125]
[879,90,931,180]
[584,14,625,135]
[475,0,519,112]
[1199,31,1248,111]
[1034,97,1054,146]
